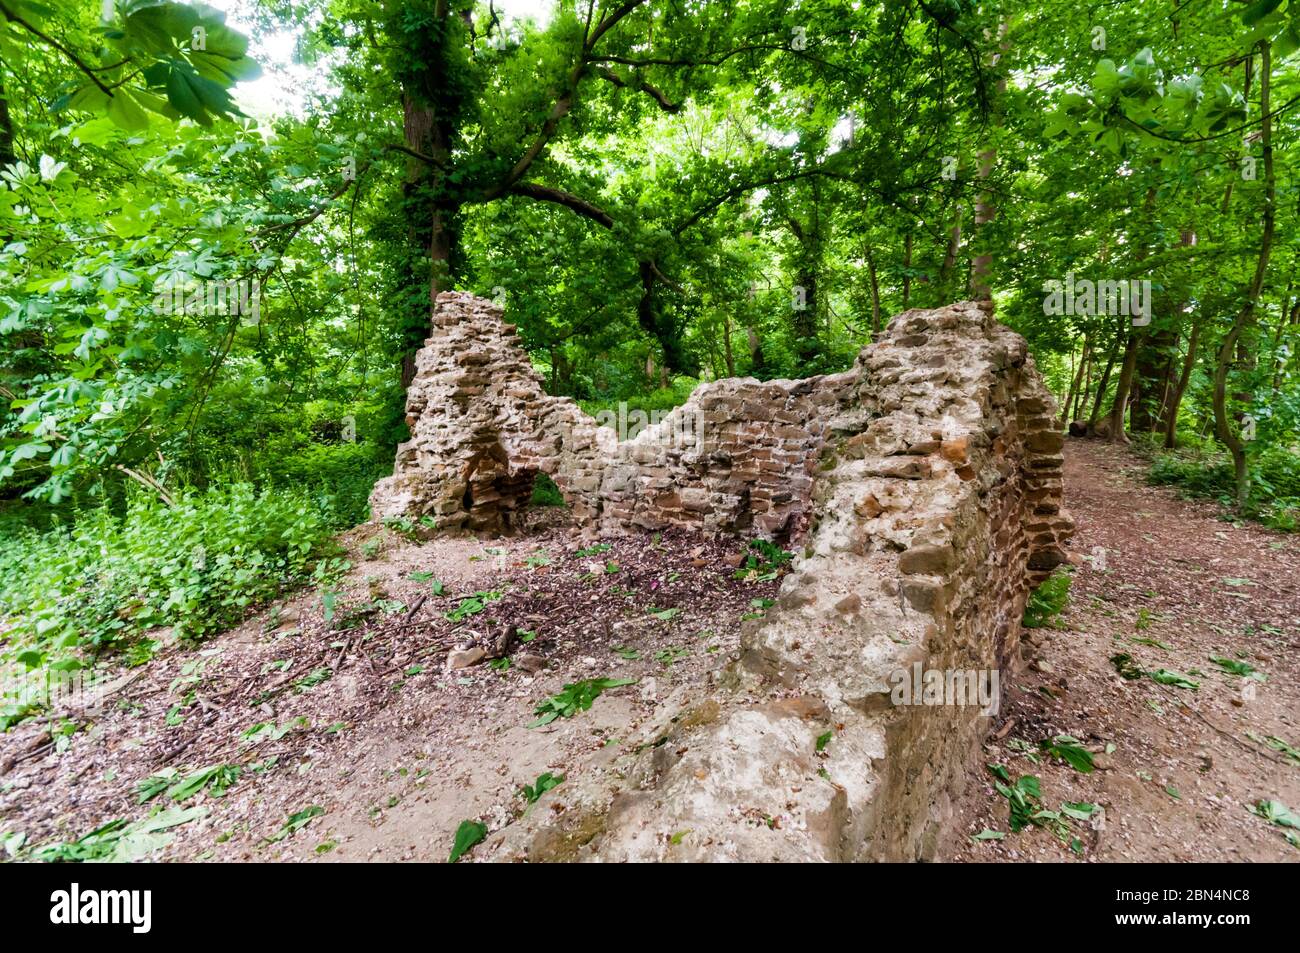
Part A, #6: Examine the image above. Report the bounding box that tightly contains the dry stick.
[401,594,429,629]
[332,634,353,672]
[113,464,174,506]
[0,740,54,775]
[157,737,195,765]
[1184,706,1295,769]
[0,673,153,773]
[52,669,147,719]
[157,711,218,765]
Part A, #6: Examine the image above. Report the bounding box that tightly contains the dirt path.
[946,438,1300,861]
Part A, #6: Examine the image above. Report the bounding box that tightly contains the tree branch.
[591,65,681,113]
[481,0,650,200]
[261,174,362,234]
[586,0,646,49]
[506,181,615,228]
[0,2,115,96]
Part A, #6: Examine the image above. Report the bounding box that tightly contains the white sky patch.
[829,114,854,151]
[201,0,319,120]
[205,0,557,120]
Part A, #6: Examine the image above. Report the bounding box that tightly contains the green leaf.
[1242,0,1285,27]
[1092,59,1122,98]
[67,84,111,113]
[1041,735,1096,773]
[1210,655,1261,678]
[265,805,324,843]
[448,819,487,862]
[195,20,250,60]
[107,90,151,131]
[1276,22,1300,58]
[527,677,637,728]
[128,3,201,44]
[1251,799,1300,828]
[1149,669,1199,690]
[192,51,261,84]
[164,64,206,120]
[1061,802,1098,821]
[520,772,564,804]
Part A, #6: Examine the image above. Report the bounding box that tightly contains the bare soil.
[946,438,1300,862]
[0,522,777,861]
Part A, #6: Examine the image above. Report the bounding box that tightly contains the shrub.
[529,472,566,507]
[577,377,701,422]
[0,483,341,670]
[1147,444,1300,532]
[1023,569,1071,629]
[257,441,392,527]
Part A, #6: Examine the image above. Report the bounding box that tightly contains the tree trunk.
[939,205,963,296]
[1089,334,1120,429]
[1073,341,1093,421]
[1107,329,1141,442]
[0,70,15,168]
[1106,186,1159,442]
[747,326,766,376]
[1213,41,1275,509]
[395,1,459,390]
[722,312,735,377]
[1270,280,1297,393]
[902,232,913,309]
[1132,325,1177,432]
[1163,320,1199,449]
[865,243,882,335]
[970,147,995,300]
[1064,335,1089,424]
[970,22,1008,300]
[399,81,458,387]
[794,268,818,365]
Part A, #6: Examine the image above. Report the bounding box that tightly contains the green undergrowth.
[0,483,348,679]
[1138,434,1300,532]
[1023,569,1072,629]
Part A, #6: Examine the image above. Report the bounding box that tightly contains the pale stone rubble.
[373,292,1073,861]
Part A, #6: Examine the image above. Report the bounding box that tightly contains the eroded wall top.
[372,291,857,542]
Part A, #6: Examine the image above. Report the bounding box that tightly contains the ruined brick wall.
[369,294,613,530]
[375,293,1073,861]
[593,376,849,540]
[370,291,853,542]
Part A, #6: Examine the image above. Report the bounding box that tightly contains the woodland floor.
[946,439,1300,862]
[0,521,776,862]
[2,441,1298,862]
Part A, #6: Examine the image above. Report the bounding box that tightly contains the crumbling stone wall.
[369,294,611,530]
[375,293,1072,861]
[371,291,852,541]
